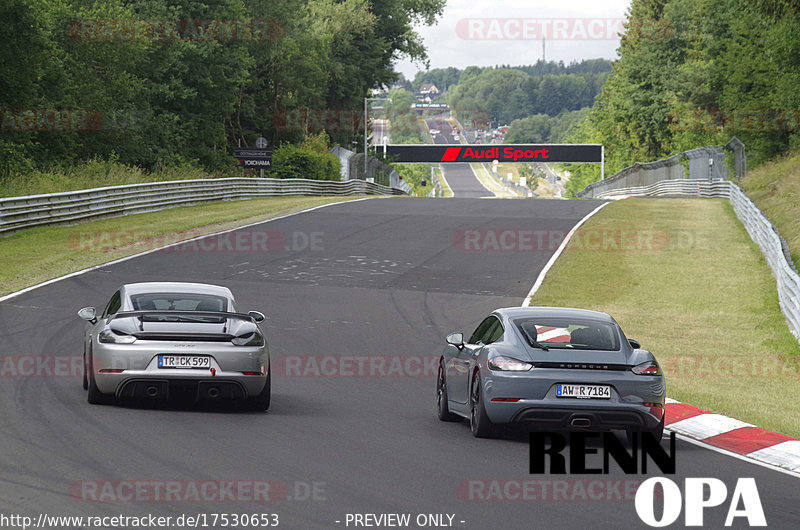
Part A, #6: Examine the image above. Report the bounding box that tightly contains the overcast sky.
[395,0,633,80]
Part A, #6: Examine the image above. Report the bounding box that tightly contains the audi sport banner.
[384,144,602,163]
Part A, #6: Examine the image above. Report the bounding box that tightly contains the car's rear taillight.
[241,371,263,376]
[488,356,532,371]
[98,329,137,344]
[631,360,662,376]
[491,398,521,402]
[98,369,125,373]
[232,332,265,347]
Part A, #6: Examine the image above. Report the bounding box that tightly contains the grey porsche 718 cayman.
[78,282,270,410]
[436,307,665,438]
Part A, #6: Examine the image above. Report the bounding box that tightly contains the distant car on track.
[78,282,270,410]
[436,307,665,438]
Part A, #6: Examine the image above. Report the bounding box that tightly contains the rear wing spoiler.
[111,310,257,322]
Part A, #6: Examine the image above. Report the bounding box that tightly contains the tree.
[412,67,460,91]
[0,0,446,177]
[505,114,552,143]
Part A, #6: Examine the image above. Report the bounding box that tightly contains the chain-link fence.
[330,145,411,194]
[577,137,746,199]
[330,145,355,181]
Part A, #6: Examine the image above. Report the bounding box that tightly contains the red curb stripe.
[664,402,707,425]
[702,427,797,455]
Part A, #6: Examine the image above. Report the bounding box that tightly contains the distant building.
[419,84,440,95]
[415,83,440,102]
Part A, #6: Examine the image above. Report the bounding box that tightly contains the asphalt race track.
[426,118,490,198]
[1,198,798,528]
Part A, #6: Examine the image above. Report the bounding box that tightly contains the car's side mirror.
[628,339,641,349]
[446,332,464,348]
[78,307,97,324]
[248,311,266,323]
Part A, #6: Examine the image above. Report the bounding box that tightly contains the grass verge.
[495,163,521,182]
[529,198,800,438]
[739,151,800,269]
[0,196,370,297]
[469,163,515,198]
[435,167,453,198]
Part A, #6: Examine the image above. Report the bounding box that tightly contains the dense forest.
[564,0,800,196]
[411,60,610,126]
[410,59,612,93]
[0,0,444,178]
[505,108,589,144]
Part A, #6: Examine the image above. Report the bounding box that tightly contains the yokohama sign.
[384,144,603,163]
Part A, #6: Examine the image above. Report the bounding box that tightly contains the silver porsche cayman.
[78,282,270,410]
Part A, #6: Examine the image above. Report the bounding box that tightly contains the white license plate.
[556,384,611,399]
[158,355,211,369]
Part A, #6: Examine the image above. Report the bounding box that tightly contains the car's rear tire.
[645,417,665,440]
[470,373,498,438]
[626,417,665,444]
[86,356,113,405]
[244,371,271,412]
[437,360,459,422]
[82,350,88,390]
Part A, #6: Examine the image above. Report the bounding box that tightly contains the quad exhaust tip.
[145,386,159,397]
[207,387,220,399]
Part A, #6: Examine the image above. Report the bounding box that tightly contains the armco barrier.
[0,177,405,235]
[577,138,746,199]
[592,178,732,200]
[728,183,800,341]
[588,178,800,343]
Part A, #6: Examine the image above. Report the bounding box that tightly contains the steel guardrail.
[592,179,732,200]
[0,177,405,235]
[593,178,800,342]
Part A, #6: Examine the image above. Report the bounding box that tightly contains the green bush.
[0,155,223,198]
[270,134,341,181]
[392,163,433,196]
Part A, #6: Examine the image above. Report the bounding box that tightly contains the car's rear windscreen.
[512,318,620,351]
[130,293,229,322]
